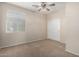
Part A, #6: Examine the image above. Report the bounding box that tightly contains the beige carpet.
[0,39,78,57]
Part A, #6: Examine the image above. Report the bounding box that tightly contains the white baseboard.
[66,49,79,56]
[0,38,46,49]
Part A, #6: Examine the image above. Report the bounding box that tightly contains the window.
[6,10,25,32]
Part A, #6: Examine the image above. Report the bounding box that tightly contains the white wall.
[65,3,79,56]
[47,2,79,56]
[0,3,47,48]
[47,8,65,43]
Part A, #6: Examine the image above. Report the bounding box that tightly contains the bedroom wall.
[47,2,79,56]
[65,2,79,56]
[0,3,47,48]
[47,7,65,43]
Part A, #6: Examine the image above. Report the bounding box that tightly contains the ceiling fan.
[32,2,55,12]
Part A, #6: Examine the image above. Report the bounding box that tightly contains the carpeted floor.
[0,39,78,57]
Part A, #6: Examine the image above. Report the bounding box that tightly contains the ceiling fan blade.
[46,8,50,11]
[32,5,40,8]
[38,8,41,11]
[49,3,55,6]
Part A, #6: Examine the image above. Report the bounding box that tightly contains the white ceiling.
[8,2,66,14]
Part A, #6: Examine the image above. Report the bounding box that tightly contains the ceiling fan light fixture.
[32,2,55,13]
